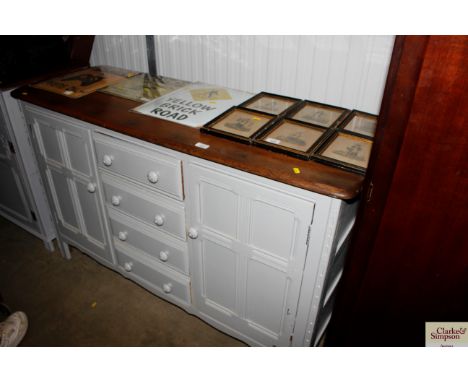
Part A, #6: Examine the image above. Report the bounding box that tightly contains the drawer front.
[108,209,189,275]
[101,172,186,240]
[94,134,183,200]
[115,245,191,306]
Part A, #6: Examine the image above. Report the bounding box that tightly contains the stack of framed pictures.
[201,91,378,175]
[313,111,377,174]
[254,100,351,158]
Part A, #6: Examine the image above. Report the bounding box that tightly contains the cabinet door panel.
[34,120,64,165]
[0,110,10,159]
[201,236,238,314]
[64,129,92,177]
[75,178,106,247]
[46,166,79,232]
[245,256,289,335]
[199,180,239,240]
[249,199,296,260]
[0,160,30,220]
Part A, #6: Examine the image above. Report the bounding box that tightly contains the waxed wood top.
[12,85,364,200]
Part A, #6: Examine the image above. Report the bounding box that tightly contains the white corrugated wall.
[90,35,149,73]
[91,35,395,114]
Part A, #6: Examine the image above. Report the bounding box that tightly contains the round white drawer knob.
[118,231,128,241]
[154,214,165,226]
[111,195,122,206]
[103,154,113,166]
[163,283,172,293]
[188,228,198,239]
[87,182,96,193]
[159,250,169,262]
[123,262,133,272]
[147,171,159,184]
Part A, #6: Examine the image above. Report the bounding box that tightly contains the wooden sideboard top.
[12,85,364,200]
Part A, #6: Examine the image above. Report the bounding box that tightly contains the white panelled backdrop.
[90,35,395,114]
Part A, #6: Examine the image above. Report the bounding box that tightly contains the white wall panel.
[155,35,394,114]
[90,35,148,73]
[90,35,394,115]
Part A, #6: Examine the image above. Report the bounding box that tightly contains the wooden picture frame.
[287,100,351,129]
[255,119,329,159]
[239,92,301,116]
[201,107,276,143]
[338,110,378,138]
[313,131,373,174]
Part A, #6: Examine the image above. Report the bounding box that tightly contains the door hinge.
[30,210,37,221]
[306,225,312,246]
[366,181,374,203]
[8,140,15,154]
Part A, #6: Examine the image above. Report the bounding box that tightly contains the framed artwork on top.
[339,110,378,138]
[313,131,373,174]
[240,92,301,116]
[287,100,350,129]
[201,107,275,143]
[255,119,329,159]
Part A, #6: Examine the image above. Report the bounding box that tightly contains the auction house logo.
[426,322,468,347]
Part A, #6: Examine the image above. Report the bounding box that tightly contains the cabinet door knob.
[188,228,198,239]
[111,195,122,206]
[147,171,159,184]
[159,250,169,262]
[154,214,165,226]
[103,154,113,166]
[163,283,172,293]
[87,182,96,193]
[123,262,133,272]
[118,231,128,241]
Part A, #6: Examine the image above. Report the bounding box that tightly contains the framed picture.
[340,110,378,138]
[255,119,328,159]
[201,107,275,143]
[288,100,350,128]
[314,131,373,174]
[240,92,300,116]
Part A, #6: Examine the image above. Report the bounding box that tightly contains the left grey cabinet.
[24,106,113,265]
[0,90,55,249]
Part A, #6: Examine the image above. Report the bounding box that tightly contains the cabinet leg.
[57,239,71,260]
[43,239,55,252]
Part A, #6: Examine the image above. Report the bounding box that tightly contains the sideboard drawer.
[94,133,183,200]
[101,172,186,240]
[115,245,191,307]
[108,209,189,275]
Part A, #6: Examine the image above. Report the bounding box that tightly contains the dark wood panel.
[327,35,468,346]
[12,85,364,199]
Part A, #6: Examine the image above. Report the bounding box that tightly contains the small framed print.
[288,101,350,128]
[202,107,275,143]
[314,132,373,174]
[256,119,328,159]
[340,110,378,138]
[240,92,300,116]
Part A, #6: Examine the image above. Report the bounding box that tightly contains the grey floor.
[0,216,245,346]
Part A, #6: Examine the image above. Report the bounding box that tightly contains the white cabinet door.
[28,109,112,264]
[0,102,35,226]
[187,162,315,346]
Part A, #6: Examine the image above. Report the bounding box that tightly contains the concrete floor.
[0,216,245,346]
